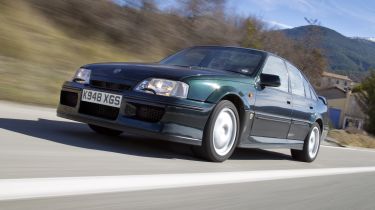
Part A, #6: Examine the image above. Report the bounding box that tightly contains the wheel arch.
[205,86,254,146]
[221,94,245,113]
[315,118,323,133]
[215,93,248,141]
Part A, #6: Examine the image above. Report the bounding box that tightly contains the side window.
[310,87,318,101]
[303,79,311,99]
[287,62,305,97]
[261,56,289,92]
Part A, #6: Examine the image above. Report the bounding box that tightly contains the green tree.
[353,71,375,134]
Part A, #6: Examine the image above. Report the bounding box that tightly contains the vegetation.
[328,129,375,149]
[0,0,142,105]
[0,0,328,106]
[353,71,375,134]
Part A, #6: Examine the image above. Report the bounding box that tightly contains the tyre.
[291,122,321,162]
[193,100,240,162]
[88,124,123,136]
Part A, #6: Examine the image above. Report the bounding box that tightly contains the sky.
[115,0,375,37]
[150,0,375,38]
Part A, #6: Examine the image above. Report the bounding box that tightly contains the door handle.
[287,100,291,104]
[309,106,314,110]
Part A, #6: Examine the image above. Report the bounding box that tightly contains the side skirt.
[237,136,304,150]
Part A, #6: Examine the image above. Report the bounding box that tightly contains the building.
[317,71,353,90]
[316,72,366,130]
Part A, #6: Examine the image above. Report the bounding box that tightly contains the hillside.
[0,1,150,106]
[0,0,348,105]
[283,25,375,80]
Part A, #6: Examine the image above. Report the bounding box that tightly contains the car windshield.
[159,47,265,76]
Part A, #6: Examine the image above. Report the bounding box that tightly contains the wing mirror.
[318,96,328,105]
[259,73,281,87]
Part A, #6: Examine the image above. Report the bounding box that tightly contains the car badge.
[113,68,123,74]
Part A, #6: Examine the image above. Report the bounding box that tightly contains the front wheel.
[88,124,123,136]
[193,100,240,162]
[291,123,321,162]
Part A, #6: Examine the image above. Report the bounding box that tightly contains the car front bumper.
[57,81,215,146]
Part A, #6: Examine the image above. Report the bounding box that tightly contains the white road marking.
[1,167,375,201]
[321,145,375,152]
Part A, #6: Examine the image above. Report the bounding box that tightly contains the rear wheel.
[291,122,321,162]
[192,100,240,162]
[88,124,123,136]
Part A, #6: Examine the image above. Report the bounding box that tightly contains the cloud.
[328,0,375,24]
[265,20,293,29]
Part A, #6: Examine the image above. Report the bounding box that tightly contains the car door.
[286,62,312,141]
[251,56,292,140]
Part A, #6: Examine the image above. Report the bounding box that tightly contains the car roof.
[189,45,269,54]
[190,45,295,63]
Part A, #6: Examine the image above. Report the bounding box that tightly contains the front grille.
[79,101,119,120]
[124,103,165,122]
[90,80,131,92]
[60,91,78,107]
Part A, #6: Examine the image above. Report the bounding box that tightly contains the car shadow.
[0,118,292,161]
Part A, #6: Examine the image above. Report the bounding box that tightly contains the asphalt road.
[1,101,375,210]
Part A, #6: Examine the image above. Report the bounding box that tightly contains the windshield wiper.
[170,64,191,68]
[171,64,239,73]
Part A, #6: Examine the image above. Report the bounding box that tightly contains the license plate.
[81,89,122,108]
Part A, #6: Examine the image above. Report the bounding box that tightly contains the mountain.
[283,26,375,80]
[353,37,375,42]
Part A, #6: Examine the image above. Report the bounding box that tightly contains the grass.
[0,1,161,106]
[328,129,375,149]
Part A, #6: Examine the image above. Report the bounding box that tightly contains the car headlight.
[134,78,189,98]
[72,68,91,84]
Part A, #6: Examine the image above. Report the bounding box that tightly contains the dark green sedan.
[57,46,328,162]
